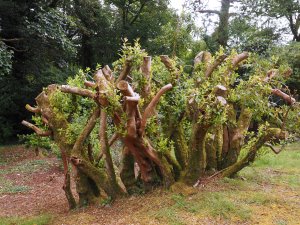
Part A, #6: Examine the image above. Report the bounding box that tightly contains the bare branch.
[232,52,249,67]
[41,116,49,125]
[116,58,133,83]
[263,69,279,82]
[84,80,96,88]
[125,95,140,102]
[102,65,113,81]
[160,55,173,70]
[205,55,227,77]
[60,85,96,99]
[216,96,227,106]
[140,84,173,134]
[87,142,94,162]
[126,100,138,138]
[160,55,180,81]
[214,85,227,97]
[0,38,23,42]
[72,107,100,154]
[94,69,111,92]
[117,80,135,96]
[21,120,52,137]
[271,89,296,105]
[194,51,212,67]
[197,9,220,15]
[6,45,26,52]
[109,132,120,146]
[141,56,152,97]
[25,104,40,113]
[97,110,108,162]
[264,68,292,82]
[264,143,284,154]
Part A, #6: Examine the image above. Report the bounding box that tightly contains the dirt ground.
[0,145,299,225]
[0,146,70,217]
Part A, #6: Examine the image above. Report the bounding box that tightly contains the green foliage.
[25,7,76,56]
[229,17,280,54]
[241,0,300,41]
[19,133,52,150]
[0,41,13,78]
[148,12,202,60]
[269,42,300,94]
[113,39,148,92]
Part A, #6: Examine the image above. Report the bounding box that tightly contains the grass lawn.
[0,143,299,225]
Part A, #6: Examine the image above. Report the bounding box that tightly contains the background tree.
[242,0,300,42]
[187,0,240,50]
[0,0,194,143]
[0,0,76,143]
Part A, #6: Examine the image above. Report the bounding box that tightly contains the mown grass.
[1,143,299,225]
[240,143,300,189]
[0,214,52,225]
[148,142,300,224]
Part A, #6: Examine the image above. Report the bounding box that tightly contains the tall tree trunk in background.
[216,0,231,47]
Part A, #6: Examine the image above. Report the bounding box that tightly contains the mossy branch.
[21,120,52,137]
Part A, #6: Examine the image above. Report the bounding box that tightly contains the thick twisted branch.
[140,84,172,134]
[72,107,100,154]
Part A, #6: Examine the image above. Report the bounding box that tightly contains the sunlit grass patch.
[153,192,251,224]
[196,192,251,220]
[0,214,52,225]
[237,143,300,188]
[0,176,31,194]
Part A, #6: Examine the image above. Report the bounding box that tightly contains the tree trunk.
[120,147,140,194]
[220,128,285,177]
[99,110,121,196]
[171,122,188,170]
[184,123,209,184]
[222,107,252,168]
[216,0,230,47]
[206,125,223,171]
